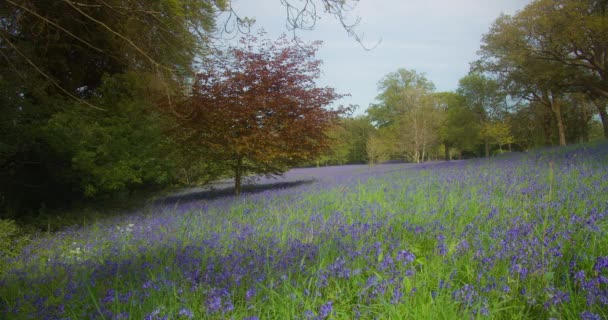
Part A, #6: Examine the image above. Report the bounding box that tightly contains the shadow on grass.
[156,179,316,205]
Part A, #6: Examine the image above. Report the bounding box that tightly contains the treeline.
[318,0,608,165]
[1,0,225,219]
[0,0,349,220]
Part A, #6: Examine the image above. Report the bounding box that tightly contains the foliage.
[456,73,509,156]
[0,0,225,217]
[44,73,179,197]
[186,33,347,195]
[368,68,435,128]
[368,69,443,163]
[366,132,390,165]
[482,121,514,151]
[0,218,29,275]
[317,116,375,166]
[516,0,608,102]
[476,0,608,145]
[0,219,21,254]
[435,91,481,158]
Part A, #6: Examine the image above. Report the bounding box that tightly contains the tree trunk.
[421,143,426,163]
[234,156,243,196]
[552,98,567,146]
[597,102,608,139]
[484,139,490,158]
[444,143,450,161]
[543,111,553,146]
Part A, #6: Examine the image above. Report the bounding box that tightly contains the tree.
[368,69,442,163]
[187,34,346,195]
[483,122,514,152]
[434,92,481,160]
[0,0,224,217]
[318,123,351,166]
[317,116,374,166]
[456,73,509,156]
[395,92,442,163]
[339,116,375,163]
[0,0,369,217]
[368,69,435,128]
[478,0,608,142]
[509,101,549,150]
[366,132,389,166]
[514,0,608,138]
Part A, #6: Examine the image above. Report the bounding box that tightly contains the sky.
[226,0,531,115]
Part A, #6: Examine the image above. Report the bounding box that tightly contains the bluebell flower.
[318,301,333,319]
[177,308,194,319]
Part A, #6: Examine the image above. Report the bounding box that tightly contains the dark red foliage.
[187,33,348,194]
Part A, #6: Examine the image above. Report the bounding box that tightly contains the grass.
[1,143,608,319]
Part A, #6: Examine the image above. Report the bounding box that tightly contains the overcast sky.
[226,0,531,114]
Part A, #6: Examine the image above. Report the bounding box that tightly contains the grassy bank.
[1,143,607,319]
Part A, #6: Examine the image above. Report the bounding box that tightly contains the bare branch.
[221,0,380,51]
[62,0,174,72]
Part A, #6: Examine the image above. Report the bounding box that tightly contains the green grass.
[1,143,608,319]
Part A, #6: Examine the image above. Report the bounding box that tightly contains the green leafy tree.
[318,116,375,166]
[435,92,481,160]
[366,132,390,166]
[477,1,608,144]
[512,0,608,138]
[340,116,375,163]
[368,69,442,163]
[457,73,508,156]
[318,123,351,166]
[0,0,224,217]
[44,73,178,197]
[483,122,514,152]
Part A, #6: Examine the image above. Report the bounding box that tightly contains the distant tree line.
[317,0,607,166]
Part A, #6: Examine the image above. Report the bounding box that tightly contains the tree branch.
[0,29,105,111]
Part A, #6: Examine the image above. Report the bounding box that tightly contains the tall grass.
[1,143,607,319]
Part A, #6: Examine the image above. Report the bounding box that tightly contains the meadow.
[1,143,607,320]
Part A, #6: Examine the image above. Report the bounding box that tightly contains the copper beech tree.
[187,34,348,195]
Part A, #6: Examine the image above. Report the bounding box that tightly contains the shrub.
[0,219,28,270]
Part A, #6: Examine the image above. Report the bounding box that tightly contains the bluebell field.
[1,143,607,319]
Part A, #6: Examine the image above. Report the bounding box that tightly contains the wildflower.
[206,295,222,313]
[327,257,351,279]
[581,311,602,320]
[318,301,333,319]
[144,308,167,320]
[303,309,315,320]
[391,286,403,304]
[453,284,478,308]
[480,306,490,316]
[593,256,608,273]
[177,308,194,319]
[396,250,415,264]
[246,288,256,301]
[223,299,234,313]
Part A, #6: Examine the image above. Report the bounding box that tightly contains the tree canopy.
[185,34,346,195]
[0,0,367,218]
[477,0,608,143]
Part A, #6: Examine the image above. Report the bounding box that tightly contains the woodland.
[1,0,607,223]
